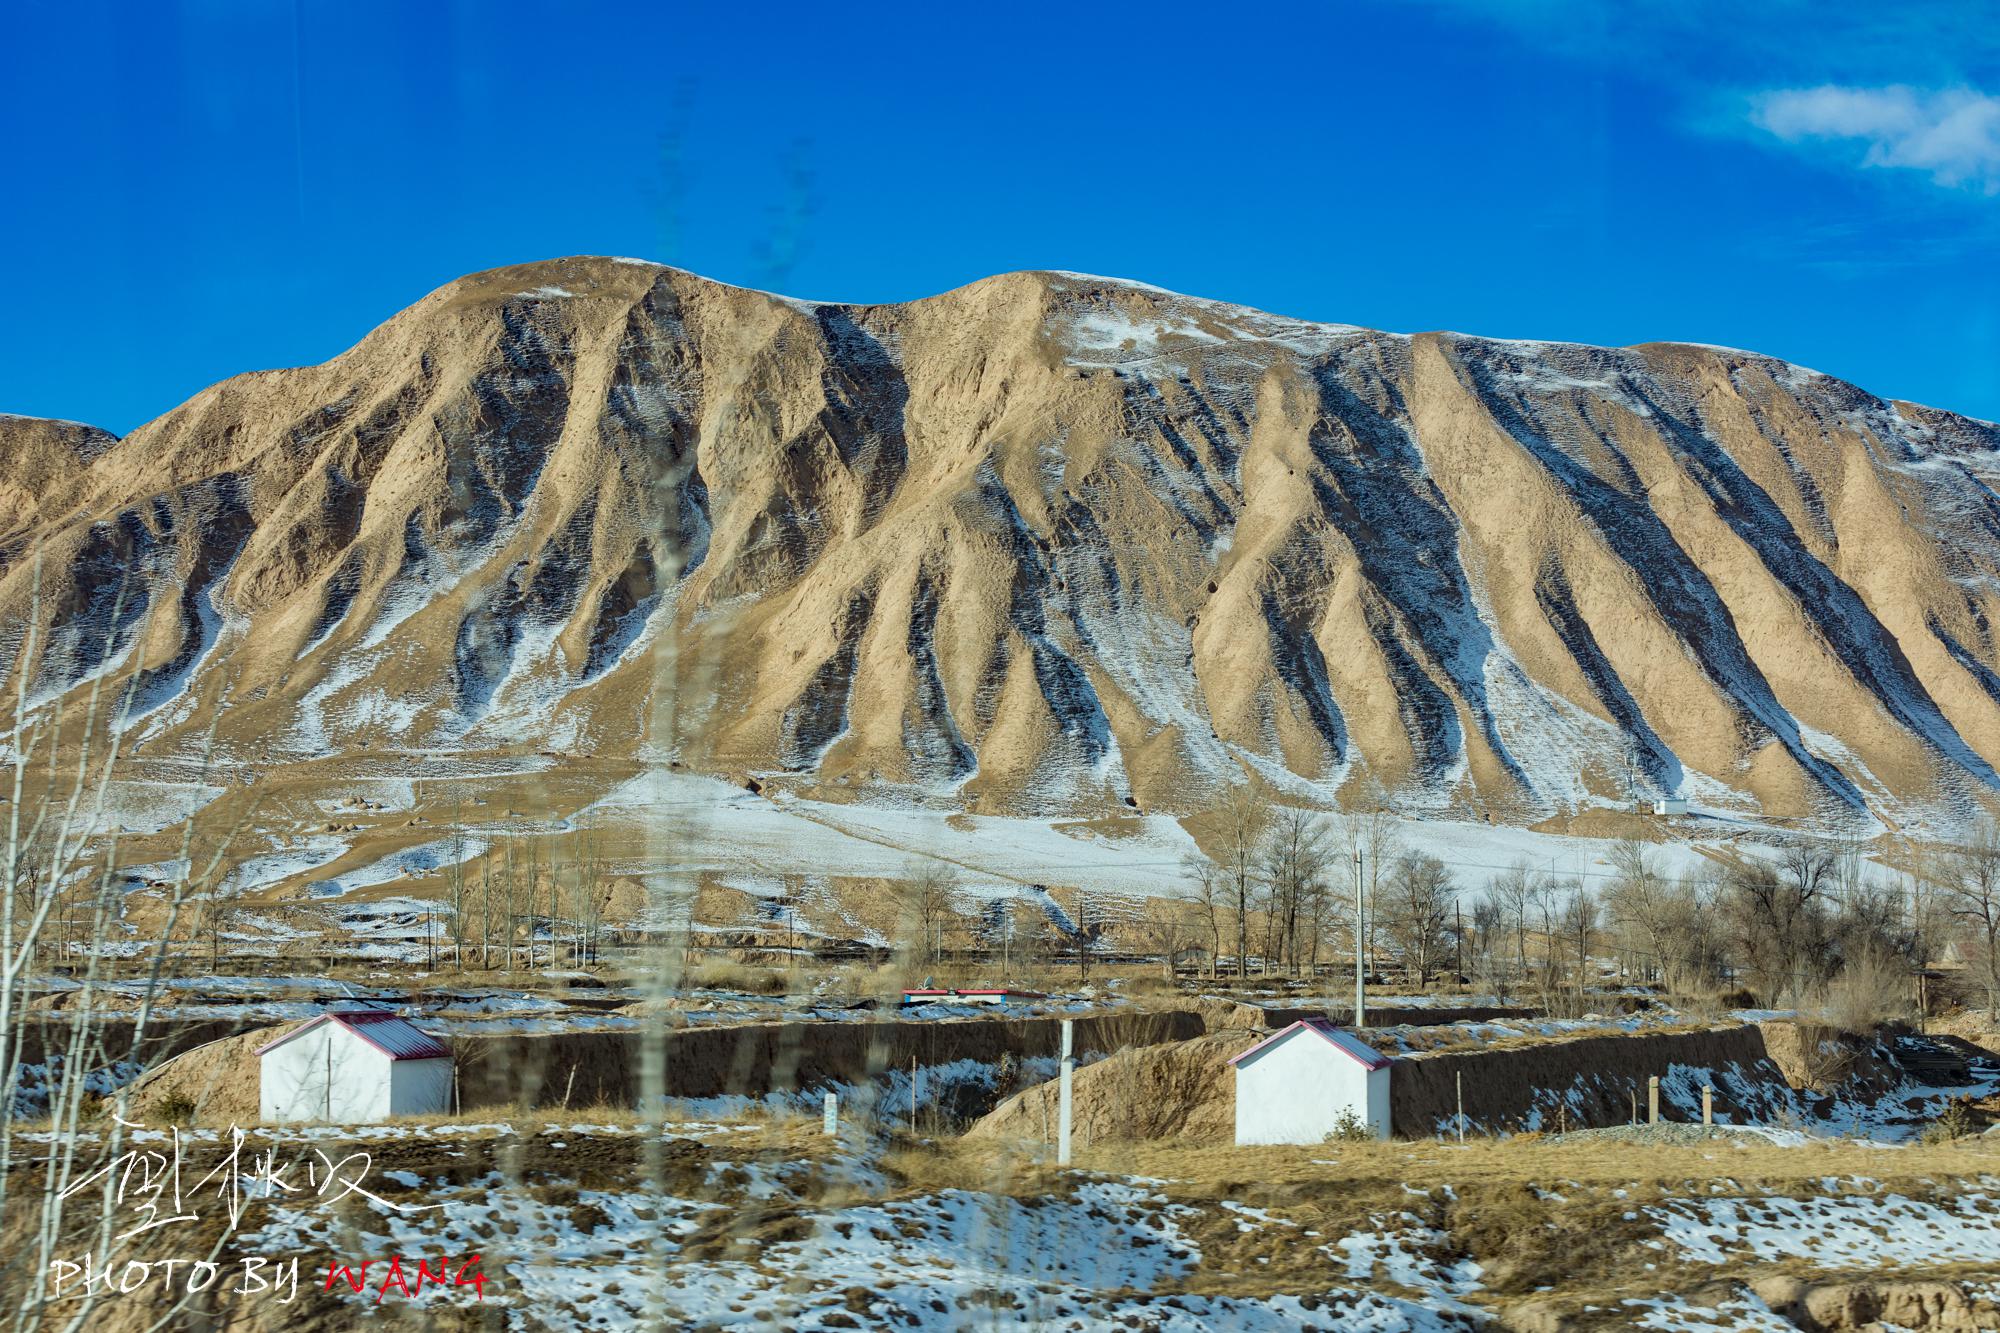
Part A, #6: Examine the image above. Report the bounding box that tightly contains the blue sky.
[4,0,1998,433]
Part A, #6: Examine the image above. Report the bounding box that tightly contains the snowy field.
[168,1122,2000,1331]
[585,768,1728,905]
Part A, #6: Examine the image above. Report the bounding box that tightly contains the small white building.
[257,1009,453,1124]
[1653,797,1689,816]
[1230,1019,1392,1144]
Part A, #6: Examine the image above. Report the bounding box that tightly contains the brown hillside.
[1,259,1996,825]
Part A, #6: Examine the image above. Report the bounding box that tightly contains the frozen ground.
[235,1153,1486,1331]
[585,769,1729,905]
[188,1123,2000,1331]
[85,758,1891,952]
[1651,1186,2000,1269]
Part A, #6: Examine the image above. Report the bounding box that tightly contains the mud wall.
[10,1016,244,1079]
[1387,1021,1892,1136]
[451,1009,1206,1111]
[1258,1005,1541,1029]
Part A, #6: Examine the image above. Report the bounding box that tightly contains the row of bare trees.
[1174,783,2000,1020]
[442,819,611,970]
[1177,784,1472,985]
[1477,827,2000,1019]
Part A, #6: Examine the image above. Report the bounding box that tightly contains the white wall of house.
[260,1024,394,1124]
[1233,1030,1391,1144]
[388,1056,454,1118]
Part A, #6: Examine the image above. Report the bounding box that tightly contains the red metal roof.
[1227,1018,1390,1071]
[255,1010,452,1062]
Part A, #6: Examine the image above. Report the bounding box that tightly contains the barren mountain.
[2,257,1997,830]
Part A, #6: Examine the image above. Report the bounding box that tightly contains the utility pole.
[1455,899,1463,980]
[1353,848,1366,1028]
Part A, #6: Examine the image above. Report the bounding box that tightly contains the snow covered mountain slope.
[2,257,1996,828]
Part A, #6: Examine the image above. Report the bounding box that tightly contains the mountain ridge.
[3,256,1997,834]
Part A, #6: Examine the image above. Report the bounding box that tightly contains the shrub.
[1919,1096,1976,1145]
[1816,948,1914,1035]
[1322,1107,1372,1142]
[685,960,792,995]
[156,1092,199,1126]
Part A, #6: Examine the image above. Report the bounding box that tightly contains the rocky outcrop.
[1750,1276,1997,1331]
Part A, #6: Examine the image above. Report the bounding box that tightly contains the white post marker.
[1702,1085,1713,1126]
[1352,849,1366,1028]
[823,1090,837,1136]
[1648,1075,1660,1125]
[1057,1018,1074,1167]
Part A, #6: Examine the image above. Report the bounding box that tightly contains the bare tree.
[1941,819,2000,1019]
[1380,853,1454,987]
[445,810,470,969]
[1334,776,1401,972]
[570,826,605,967]
[480,853,494,969]
[893,860,959,969]
[1489,860,1534,992]
[1070,883,1104,983]
[1182,851,1227,979]
[1138,897,1199,981]
[504,837,524,972]
[1603,837,1672,981]
[1725,842,1836,1006]
[1258,804,1335,976]
[1532,870,1567,1001]
[1562,882,1598,996]
[1205,782,1270,977]
[1468,897,1506,999]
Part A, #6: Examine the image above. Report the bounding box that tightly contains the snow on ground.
[1371,1008,1691,1055]
[584,767,1744,903]
[319,895,452,961]
[115,857,191,886]
[1374,815,1720,887]
[218,835,349,894]
[1331,1211,1484,1307]
[92,778,225,836]
[1623,1290,1796,1331]
[1650,1186,2000,1269]
[586,768,1201,898]
[314,777,418,813]
[237,1159,1481,1332]
[9,1054,145,1117]
[306,836,487,898]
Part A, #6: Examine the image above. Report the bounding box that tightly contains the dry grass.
[681,959,799,994]
[905,1128,2000,1197]
[18,1085,2000,1330]
[884,1131,2000,1315]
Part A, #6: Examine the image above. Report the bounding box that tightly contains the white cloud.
[1751,85,2000,192]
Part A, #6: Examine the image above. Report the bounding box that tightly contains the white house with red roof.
[1228,1018,1392,1144]
[257,1008,453,1124]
